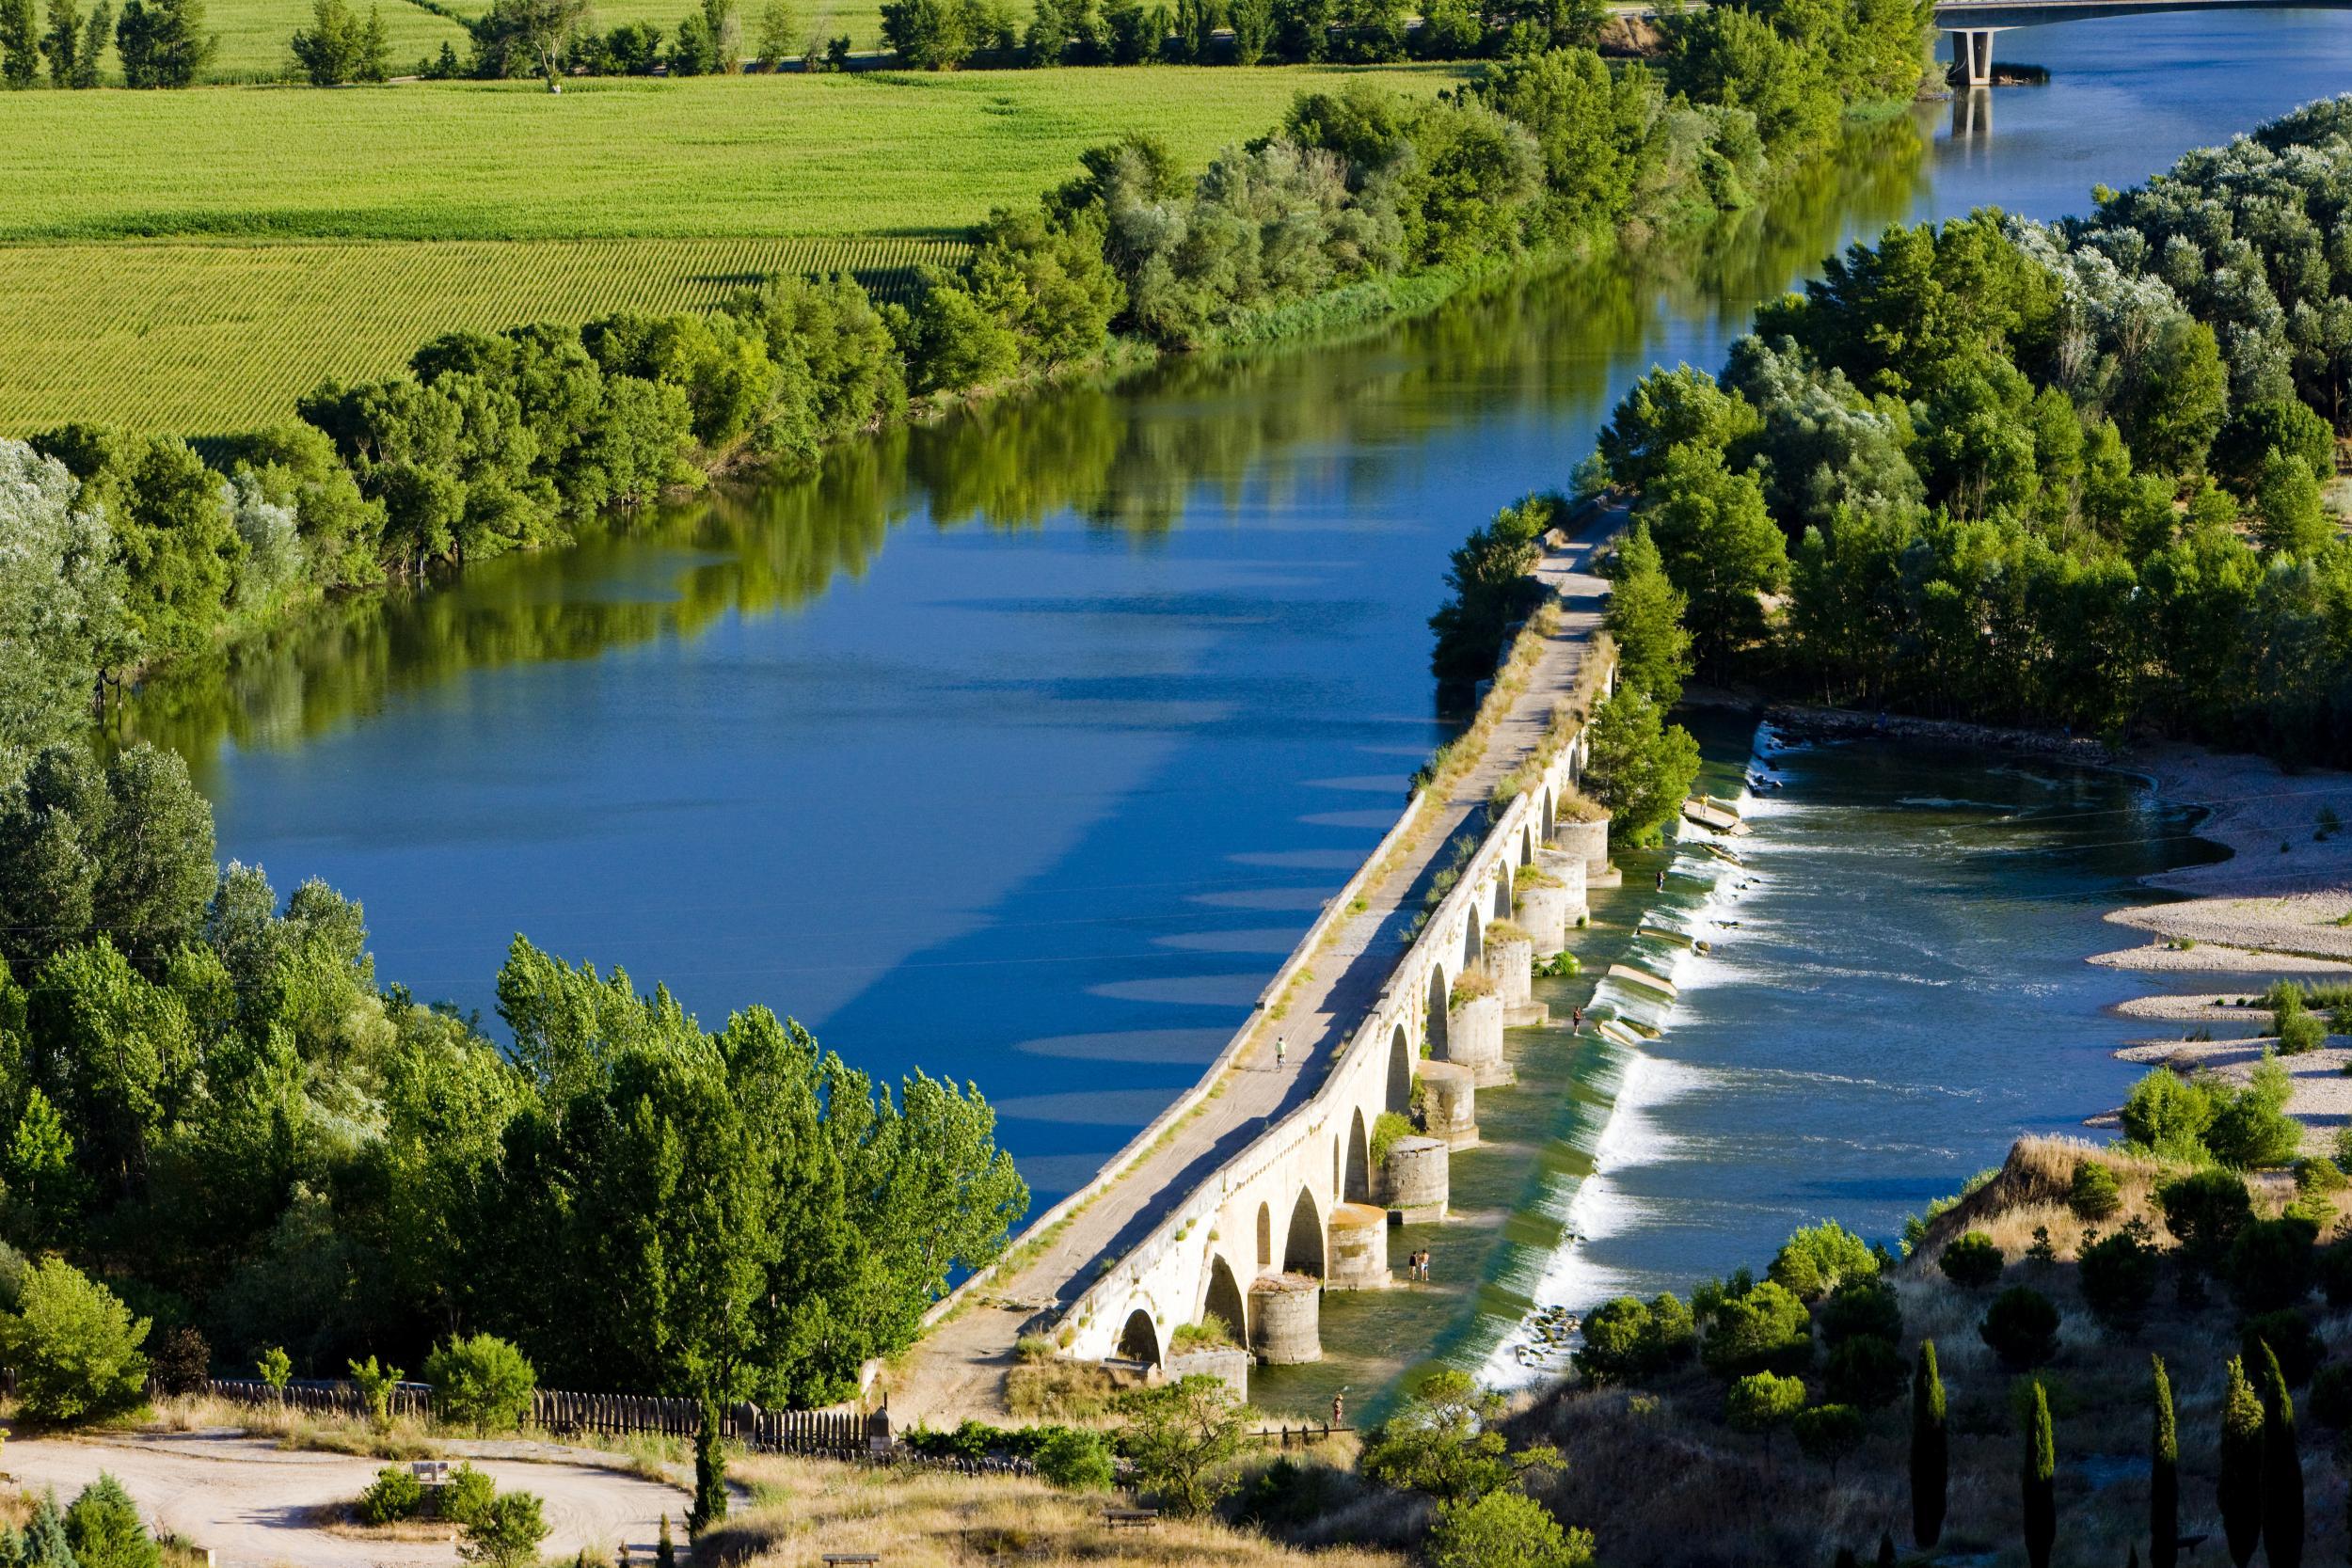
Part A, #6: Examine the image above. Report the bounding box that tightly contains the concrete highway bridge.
[1932,0,2352,83]
[888,516,1622,1421]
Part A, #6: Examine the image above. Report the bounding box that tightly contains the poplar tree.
[2022,1379,2055,1568]
[0,0,38,84]
[2218,1355,2264,1568]
[1910,1339,1947,1549]
[2150,1354,2178,1568]
[2255,1341,2301,1568]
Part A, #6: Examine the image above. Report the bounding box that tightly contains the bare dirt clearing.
[3,1431,688,1568]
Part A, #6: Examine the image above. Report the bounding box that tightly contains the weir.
[889,517,1624,1422]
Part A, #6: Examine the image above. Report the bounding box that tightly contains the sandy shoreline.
[2101,741,2352,1144]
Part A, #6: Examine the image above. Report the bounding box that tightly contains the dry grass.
[1512,1135,2352,1567]
[1002,1362,1130,1421]
[142,1394,444,1459]
[699,1454,1406,1568]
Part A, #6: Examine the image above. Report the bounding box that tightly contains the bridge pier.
[1249,1274,1322,1363]
[1327,1202,1391,1288]
[1552,814,1610,879]
[1415,1060,1480,1147]
[1445,989,1509,1085]
[1487,927,1534,1016]
[1946,25,2001,87]
[1517,879,1574,958]
[1385,1135,1450,1221]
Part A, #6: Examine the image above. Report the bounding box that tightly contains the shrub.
[2077,1218,2159,1336]
[2278,1008,2328,1054]
[1698,1277,1813,1377]
[0,1257,151,1422]
[1015,1334,1056,1363]
[347,1354,404,1426]
[2245,1309,2326,1388]
[2308,1362,2352,1427]
[1939,1232,2004,1290]
[1823,1335,1906,1409]
[258,1345,292,1391]
[2226,1215,2320,1313]
[1168,1320,1234,1354]
[1428,1488,1596,1568]
[425,1333,536,1436]
[2120,1068,2216,1156]
[356,1466,425,1526]
[1235,1456,1351,1532]
[2320,1239,2352,1307]
[2206,1059,2301,1168]
[1117,1374,1247,1517]
[1724,1371,1806,1438]
[2297,1157,2347,1196]
[1034,1426,1114,1491]
[2070,1159,2122,1222]
[1370,1110,1417,1168]
[439,1465,496,1528]
[65,1475,159,1568]
[1978,1287,2060,1370]
[1819,1278,1901,1346]
[1574,1294,1694,1385]
[459,1490,547,1568]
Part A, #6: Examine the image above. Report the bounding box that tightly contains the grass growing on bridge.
[0,67,1464,436]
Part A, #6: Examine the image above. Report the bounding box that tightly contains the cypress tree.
[655,1515,675,1568]
[2023,1380,2057,1568]
[1911,1339,1947,1549]
[2255,1341,2302,1568]
[2218,1355,2264,1568]
[2151,1354,2178,1568]
[688,1394,728,1535]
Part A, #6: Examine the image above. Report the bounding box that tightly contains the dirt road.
[3,1432,690,1568]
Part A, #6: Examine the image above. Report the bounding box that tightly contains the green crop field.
[201,0,471,79]
[0,67,1464,436]
[0,237,966,436]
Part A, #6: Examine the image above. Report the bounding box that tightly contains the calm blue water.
[124,15,2352,1256]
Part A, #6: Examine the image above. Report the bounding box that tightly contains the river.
[121,13,2352,1413]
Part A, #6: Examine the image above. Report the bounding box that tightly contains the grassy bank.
[0,66,1466,436]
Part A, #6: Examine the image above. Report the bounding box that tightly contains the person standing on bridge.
[1276,1035,1287,1069]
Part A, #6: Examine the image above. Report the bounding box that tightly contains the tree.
[1035,1427,1113,1491]
[1641,443,1788,662]
[113,0,211,82]
[2079,1219,2160,1335]
[64,1475,158,1568]
[2152,1355,2178,1568]
[424,1333,535,1435]
[459,1490,547,1568]
[655,1515,675,1568]
[750,0,790,61]
[2253,447,2332,558]
[1724,1371,1805,1460]
[2225,1215,2318,1314]
[2122,1069,2217,1160]
[2219,1355,2263,1568]
[1116,1374,1247,1517]
[1979,1286,2059,1370]
[0,443,129,763]
[2022,1380,2056,1568]
[1601,523,1693,707]
[40,0,103,83]
[0,1257,151,1422]
[879,0,967,63]
[348,1354,404,1425]
[288,0,388,82]
[2156,1167,2252,1275]
[258,1345,292,1393]
[1574,1293,1693,1385]
[1582,688,1702,846]
[1,0,39,84]
[688,1393,728,1533]
[1427,1489,1594,1568]
[1699,1276,1812,1376]
[2256,1341,2302,1568]
[464,0,585,84]
[1769,1221,1877,1303]
[1360,1370,1517,1502]
[1793,1403,1865,1479]
[2070,1158,2122,1221]
[1911,1341,1946,1549]
[1427,496,1552,684]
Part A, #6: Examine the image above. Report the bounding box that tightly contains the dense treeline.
[4,13,1931,773]
[1593,100,2352,762]
[0,0,214,87]
[0,740,1025,1402]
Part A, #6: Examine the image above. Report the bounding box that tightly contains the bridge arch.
[1118,1307,1162,1368]
[1202,1255,1248,1345]
[1460,914,1482,971]
[1426,963,1450,1058]
[1543,785,1556,838]
[1518,823,1534,866]
[1344,1107,1372,1203]
[1387,1022,1412,1113]
[1489,868,1511,924]
[1284,1189,1326,1277]
[1256,1202,1272,1270]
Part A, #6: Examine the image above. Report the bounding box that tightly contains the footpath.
[889,507,1622,1426]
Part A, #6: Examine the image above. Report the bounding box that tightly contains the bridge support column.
[1249,1274,1322,1363]
[1414,1061,1480,1148]
[1446,990,1509,1086]
[1552,815,1611,879]
[1385,1135,1450,1221]
[1487,932,1543,1026]
[1535,848,1590,927]
[1327,1202,1391,1288]
[1517,882,1573,959]
[1947,26,1998,87]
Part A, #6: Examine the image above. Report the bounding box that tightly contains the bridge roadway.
[886,509,1622,1426]
[1929,0,2352,81]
